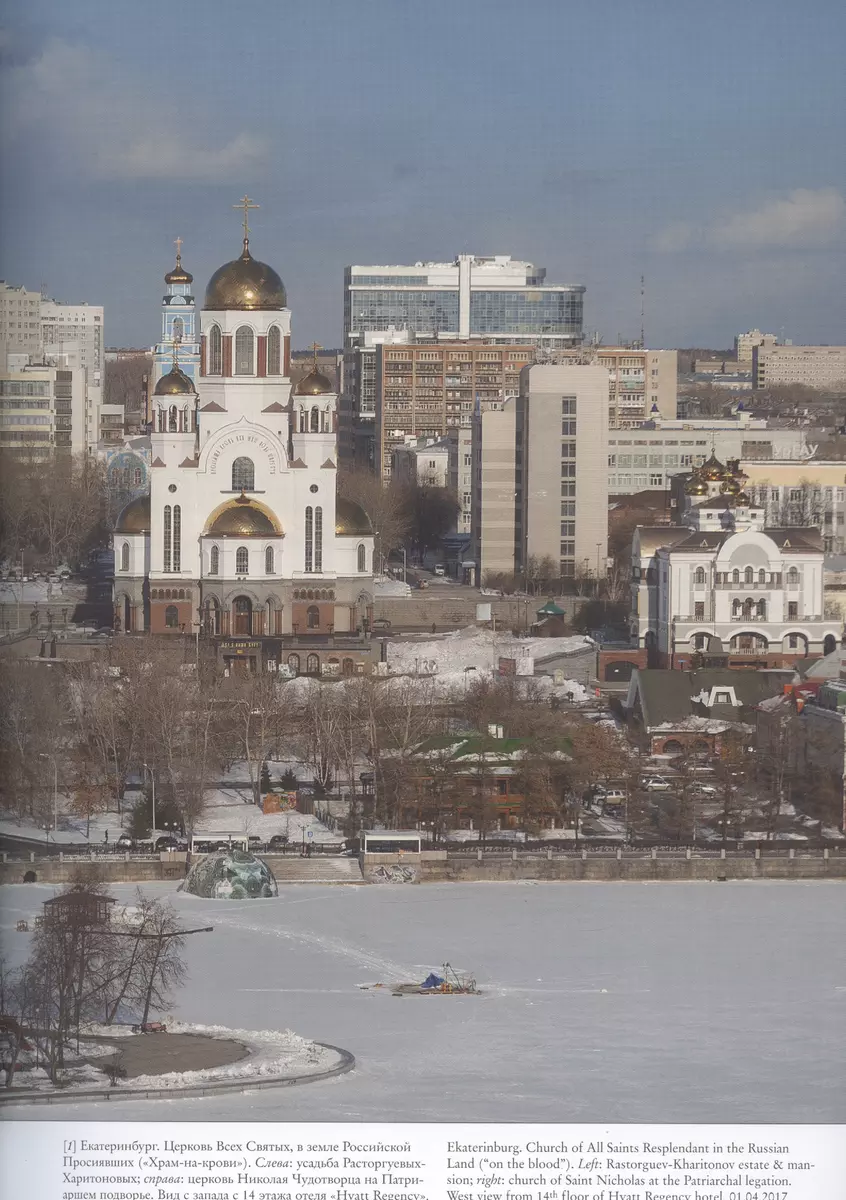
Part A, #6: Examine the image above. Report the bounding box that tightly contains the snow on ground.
[194,791,342,843]
[384,626,593,700]
[3,879,843,1122]
[373,575,411,597]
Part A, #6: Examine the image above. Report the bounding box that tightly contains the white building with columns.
[112,220,376,676]
[631,454,840,670]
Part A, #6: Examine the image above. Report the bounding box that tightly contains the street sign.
[307,831,313,839]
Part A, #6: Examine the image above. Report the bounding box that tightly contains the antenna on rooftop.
[640,275,645,348]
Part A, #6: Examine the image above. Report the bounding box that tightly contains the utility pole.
[143,763,156,838]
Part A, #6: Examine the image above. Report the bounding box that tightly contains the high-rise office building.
[472,364,609,583]
[341,254,585,467]
[41,296,105,450]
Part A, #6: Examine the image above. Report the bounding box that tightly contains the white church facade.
[631,454,840,670]
[113,215,376,676]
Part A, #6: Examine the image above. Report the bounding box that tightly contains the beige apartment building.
[374,341,534,482]
[473,363,609,582]
[753,344,846,391]
[0,365,87,460]
[0,282,42,369]
[544,346,677,426]
[735,329,777,363]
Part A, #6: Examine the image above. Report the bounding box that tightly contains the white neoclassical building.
[112,216,376,676]
[631,454,840,669]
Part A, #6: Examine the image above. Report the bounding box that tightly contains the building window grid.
[172,505,181,572]
[304,506,314,573]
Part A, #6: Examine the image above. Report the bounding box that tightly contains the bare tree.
[337,466,410,563]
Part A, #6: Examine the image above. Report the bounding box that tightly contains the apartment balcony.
[713,578,783,590]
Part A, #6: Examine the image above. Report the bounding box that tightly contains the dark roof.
[631,667,792,729]
[671,531,730,550]
[766,528,823,552]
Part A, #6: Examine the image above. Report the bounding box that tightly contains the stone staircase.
[265,854,365,884]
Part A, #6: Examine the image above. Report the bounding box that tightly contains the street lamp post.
[143,763,156,839]
[39,753,58,830]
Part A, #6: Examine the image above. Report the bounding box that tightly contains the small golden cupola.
[204,196,286,311]
[700,451,727,480]
[295,342,334,395]
[154,363,194,396]
[685,472,709,496]
[165,244,193,286]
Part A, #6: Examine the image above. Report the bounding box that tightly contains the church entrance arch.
[824,633,837,656]
[233,595,253,636]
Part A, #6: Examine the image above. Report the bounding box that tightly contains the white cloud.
[2,39,266,182]
[651,188,845,253]
[711,188,845,248]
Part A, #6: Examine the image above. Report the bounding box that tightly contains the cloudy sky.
[1,0,844,350]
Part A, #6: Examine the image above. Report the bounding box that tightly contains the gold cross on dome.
[233,195,260,245]
[310,341,323,367]
[174,235,183,260]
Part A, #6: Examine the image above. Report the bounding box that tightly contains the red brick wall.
[150,600,193,634]
[291,602,334,634]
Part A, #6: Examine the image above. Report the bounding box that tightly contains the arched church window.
[314,507,323,573]
[732,568,740,584]
[694,566,705,585]
[307,605,320,629]
[357,543,366,572]
[745,566,754,584]
[306,653,320,675]
[172,506,181,572]
[232,457,255,491]
[208,325,222,374]
[759,569,766,584]
[787,566,799,584]
[310,406,320,432]
[165,605,179,629]
[235,546,249,575]
[267,326,281,375]
[168,406,178,432]
[235,326,255,375]
[172,317,184,343]
[287,653,300,674]
[304,507,314,573]
[209,545,219,575]
[757,599,766,618]
[133,467,143,486]
[163,506,172,572]
[120,542,129,572]
[265,546,274,574]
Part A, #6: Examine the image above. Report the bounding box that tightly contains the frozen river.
[1,880,844,1122]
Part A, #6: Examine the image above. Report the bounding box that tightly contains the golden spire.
[310,341,323,369]
[174,235,183,262]
[233,195,259,254]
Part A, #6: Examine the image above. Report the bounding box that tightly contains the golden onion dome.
[720,476,741,495]
[115,494,151,534]
[295,367,334,395]
[204,243,286,311]
[205,494,283,537]
[165,253,193,286]
[685,476,709,496]
[735,491,751,505]
[335,497,373,536]
[701,451,727,480]
[154,364,195,396]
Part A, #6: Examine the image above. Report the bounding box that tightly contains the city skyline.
[1,0,844,349]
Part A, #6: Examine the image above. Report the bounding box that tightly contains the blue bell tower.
[152,237,201,391]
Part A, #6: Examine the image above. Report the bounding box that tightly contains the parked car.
[116,833,134,848]
[372,617,392,630]
[433,564,447,576]
[691,782,717,796]
[600,788,627,804]
[154,835,181,851]
[268,834,290,849]
[643,776,672,791]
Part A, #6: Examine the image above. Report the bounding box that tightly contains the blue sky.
[1,0,844,350]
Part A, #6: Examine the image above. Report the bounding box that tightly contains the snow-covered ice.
[2,879,843,1122]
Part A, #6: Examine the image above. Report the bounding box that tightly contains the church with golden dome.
[113,202,376,676]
